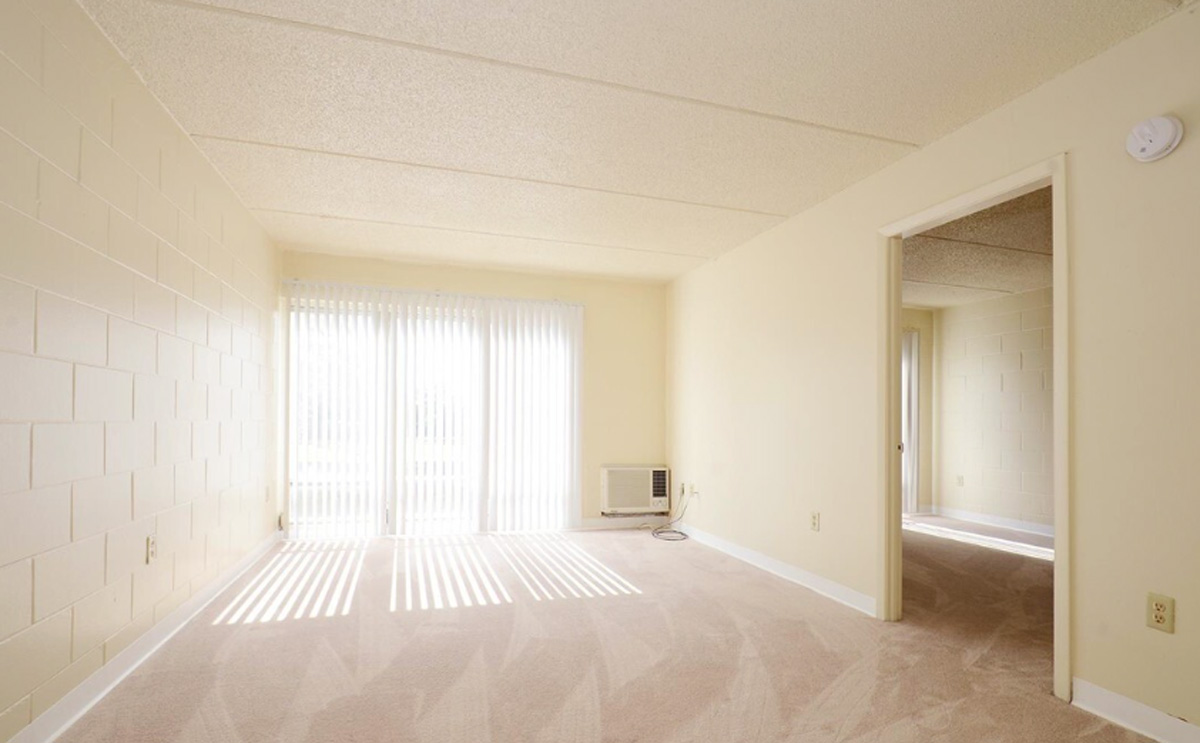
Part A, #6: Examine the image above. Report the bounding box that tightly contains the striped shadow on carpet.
[211,534,642,625]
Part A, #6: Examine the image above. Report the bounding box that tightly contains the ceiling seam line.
[192,134,792,218]
[281,249,695,283]
[148,0,921,149]
[251,208,716,259]
[902,279,1018,293]
[911,233,1053,256]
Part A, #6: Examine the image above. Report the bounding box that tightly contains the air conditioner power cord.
[649,489,691,541]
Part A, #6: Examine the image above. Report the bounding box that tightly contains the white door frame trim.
[877,154,1071,701]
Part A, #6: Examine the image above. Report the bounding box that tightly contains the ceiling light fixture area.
[1125,115,1184,162]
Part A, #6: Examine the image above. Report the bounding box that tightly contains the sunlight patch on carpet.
[213,541,369,625]
[392,533,641,610]
[903,520,1054,561]
[394,535,513,611]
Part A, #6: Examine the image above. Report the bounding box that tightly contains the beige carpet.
[57,530,1145,743]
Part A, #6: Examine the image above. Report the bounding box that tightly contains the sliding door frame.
[877,154,1071,701]
[278,293,291,537]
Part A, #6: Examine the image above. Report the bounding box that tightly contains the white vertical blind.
[488,300,582,531]
[399,294,486,536]
[288,284,393,539]
[286,282,582,539]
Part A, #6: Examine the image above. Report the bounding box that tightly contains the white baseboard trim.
[575,515,668,531]
[1073,679,1200,743]
[14,531,283,743]
[933,506,1055,537]
[682,525,876,617]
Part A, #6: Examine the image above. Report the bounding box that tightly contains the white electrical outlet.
[1147,593,1175,634]
[145,535,157,565]
[810,512,821,532]
[956,475,965,487]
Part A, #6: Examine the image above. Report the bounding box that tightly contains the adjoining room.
[1,1,1197,742]
[901,187,1057,561]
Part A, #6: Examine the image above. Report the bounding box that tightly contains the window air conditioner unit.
[601,465,670,515]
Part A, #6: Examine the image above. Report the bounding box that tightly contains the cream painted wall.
[0,2,280,739]
[283,253,667,523]
[933,289,1053,527]
[668,6,1200,725]
[900,308,934,512]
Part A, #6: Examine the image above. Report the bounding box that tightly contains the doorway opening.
[880,156,1070,700]
[902,186,1055,559]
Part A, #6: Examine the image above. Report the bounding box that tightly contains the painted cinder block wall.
[0,2,280,739]
[934,288,1053,529]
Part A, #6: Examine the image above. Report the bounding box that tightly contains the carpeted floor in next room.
[57,529,1145,743]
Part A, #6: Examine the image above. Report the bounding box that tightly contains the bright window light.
[287,282,582,539]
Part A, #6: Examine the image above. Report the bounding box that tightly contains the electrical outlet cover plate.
[1147,592,1175,634]
[810,512,820,532]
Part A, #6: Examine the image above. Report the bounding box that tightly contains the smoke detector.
[1126,116,1183,163]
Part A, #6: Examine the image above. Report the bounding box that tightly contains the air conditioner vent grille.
[652,470,667,499]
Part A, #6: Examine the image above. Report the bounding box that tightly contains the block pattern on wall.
[0,2,279,739]
[935,288,1052,526]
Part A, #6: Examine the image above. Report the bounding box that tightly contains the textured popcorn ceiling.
[79,1,1174,280]
[924,190,1053,255]
[903,188,1053,308]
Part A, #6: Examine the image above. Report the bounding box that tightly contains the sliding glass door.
[398,300,486,536]
[287,283,582,539]
[288,288,392,539]
[487,300,581,532]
